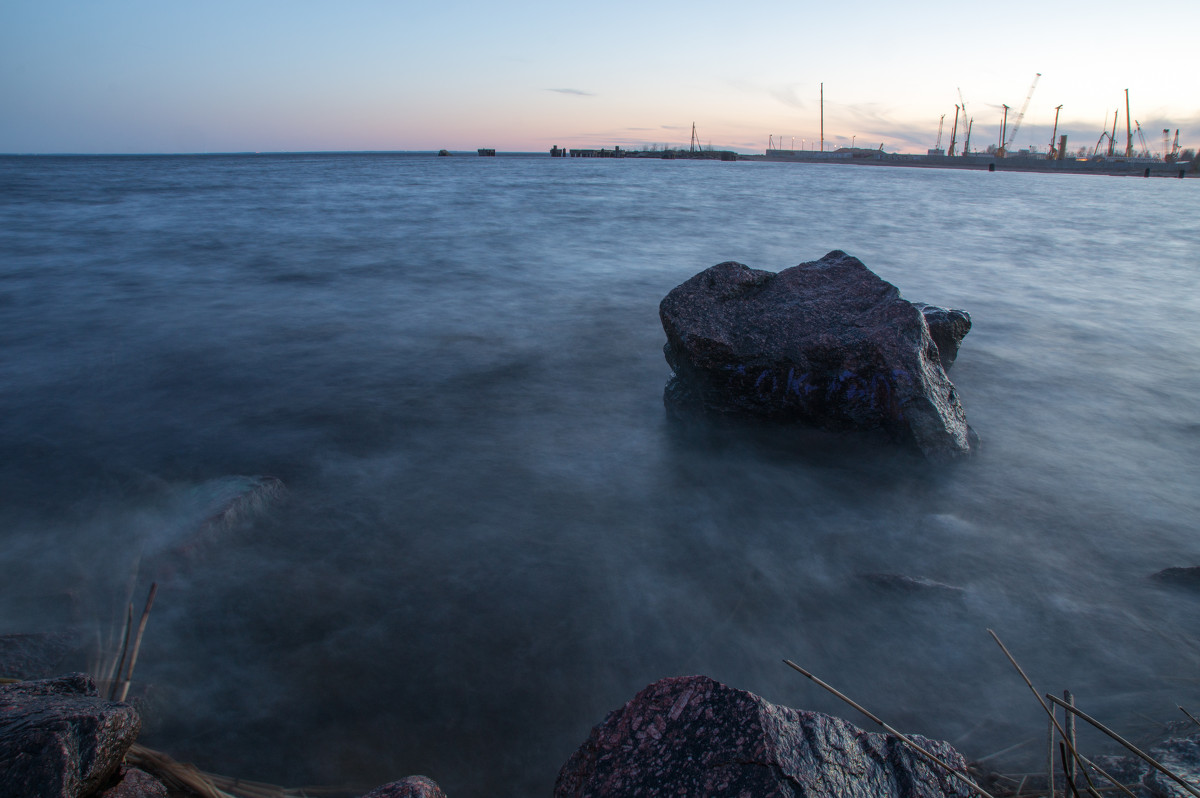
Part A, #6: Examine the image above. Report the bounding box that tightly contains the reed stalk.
[1046,693,1200,798]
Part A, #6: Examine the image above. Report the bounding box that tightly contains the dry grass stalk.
[783,658,997,798]
[106,603,134,701]
[127,744,356,798]
[1046,693,1200,798]
[117,583,158,702]
[987,630,1138,798]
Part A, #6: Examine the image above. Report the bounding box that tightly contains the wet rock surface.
[659,251,975,460]
[555,674,976,798]
[915,304,972,371]
[0,674,141,798]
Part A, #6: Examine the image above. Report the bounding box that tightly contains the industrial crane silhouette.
[1001,72,1041,155]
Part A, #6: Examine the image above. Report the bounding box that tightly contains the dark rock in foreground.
[555,674,976,798]
[362,775,447,798]
[97,767,167,798]
[0,674,141,798]
[660,251,975,460]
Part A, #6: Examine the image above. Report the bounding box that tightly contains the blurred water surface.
[2,153,1199,796]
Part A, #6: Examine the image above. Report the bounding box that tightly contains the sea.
[1,152,1198,797]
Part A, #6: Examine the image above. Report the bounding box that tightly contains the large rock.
[555,674,976,798]
[0,674,141,798]
[660,251,975,460]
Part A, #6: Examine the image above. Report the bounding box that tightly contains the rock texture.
[915,304,972,371]
[555,674,976,798]
[361,775,447,798]
[660,251,975,460]
[0,674,141,798]
[97,767,167,798]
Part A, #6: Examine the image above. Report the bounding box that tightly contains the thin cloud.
[769,84,809,111]
[547,88,594,97]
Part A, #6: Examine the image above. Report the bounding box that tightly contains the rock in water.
[556,675,975,798]
[660,251,975,460]
[0,674,141,798]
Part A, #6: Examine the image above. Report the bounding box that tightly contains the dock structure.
[758,147,1194,177]
[477,148,496,156]
[569,146,625,158]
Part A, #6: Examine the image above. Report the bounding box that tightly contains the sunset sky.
[3,0,1197,155]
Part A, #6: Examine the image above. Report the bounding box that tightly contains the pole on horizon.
[820,83,824,153]
[1124,89,1132,158]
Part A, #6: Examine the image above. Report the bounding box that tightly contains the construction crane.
[1003,72,1041,152]
[1168,129,1181,162]
[935,114,945,152]
[948,105,959,156]
[997,105,1010,156]
[1108,111,1118,156]
[1048,105,1063,159]
[1163,129,1171,160]
[1134,121,1150,158]
[962,119,973,155]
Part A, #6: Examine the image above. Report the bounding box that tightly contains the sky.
[2,0,1198,155]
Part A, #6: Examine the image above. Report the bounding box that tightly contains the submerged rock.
[858,573,966,596]
[1150,566,1200,590]
[0,674,141,798]
[1092,728,1200,798]
[659,251,975,460]
[555,674,976,798]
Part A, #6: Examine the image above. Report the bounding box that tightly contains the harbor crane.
[1003,72,1041,153]
[948,105,959,156]
[935,114,945,151]
[1134,121,1150,158]
[1048,104,1063,159]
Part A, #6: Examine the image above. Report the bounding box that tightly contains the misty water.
[1,153,1198,796]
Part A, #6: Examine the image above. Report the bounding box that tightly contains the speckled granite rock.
[0,673,142,798]
[361,775,447,798]
[97,767,167,798]
[660,252,975,460]
[555,675,976,798]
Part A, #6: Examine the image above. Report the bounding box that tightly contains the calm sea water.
[2,153,1199,796]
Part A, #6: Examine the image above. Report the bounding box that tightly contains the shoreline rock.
[556,674,975,798]
[660,251,975,460]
